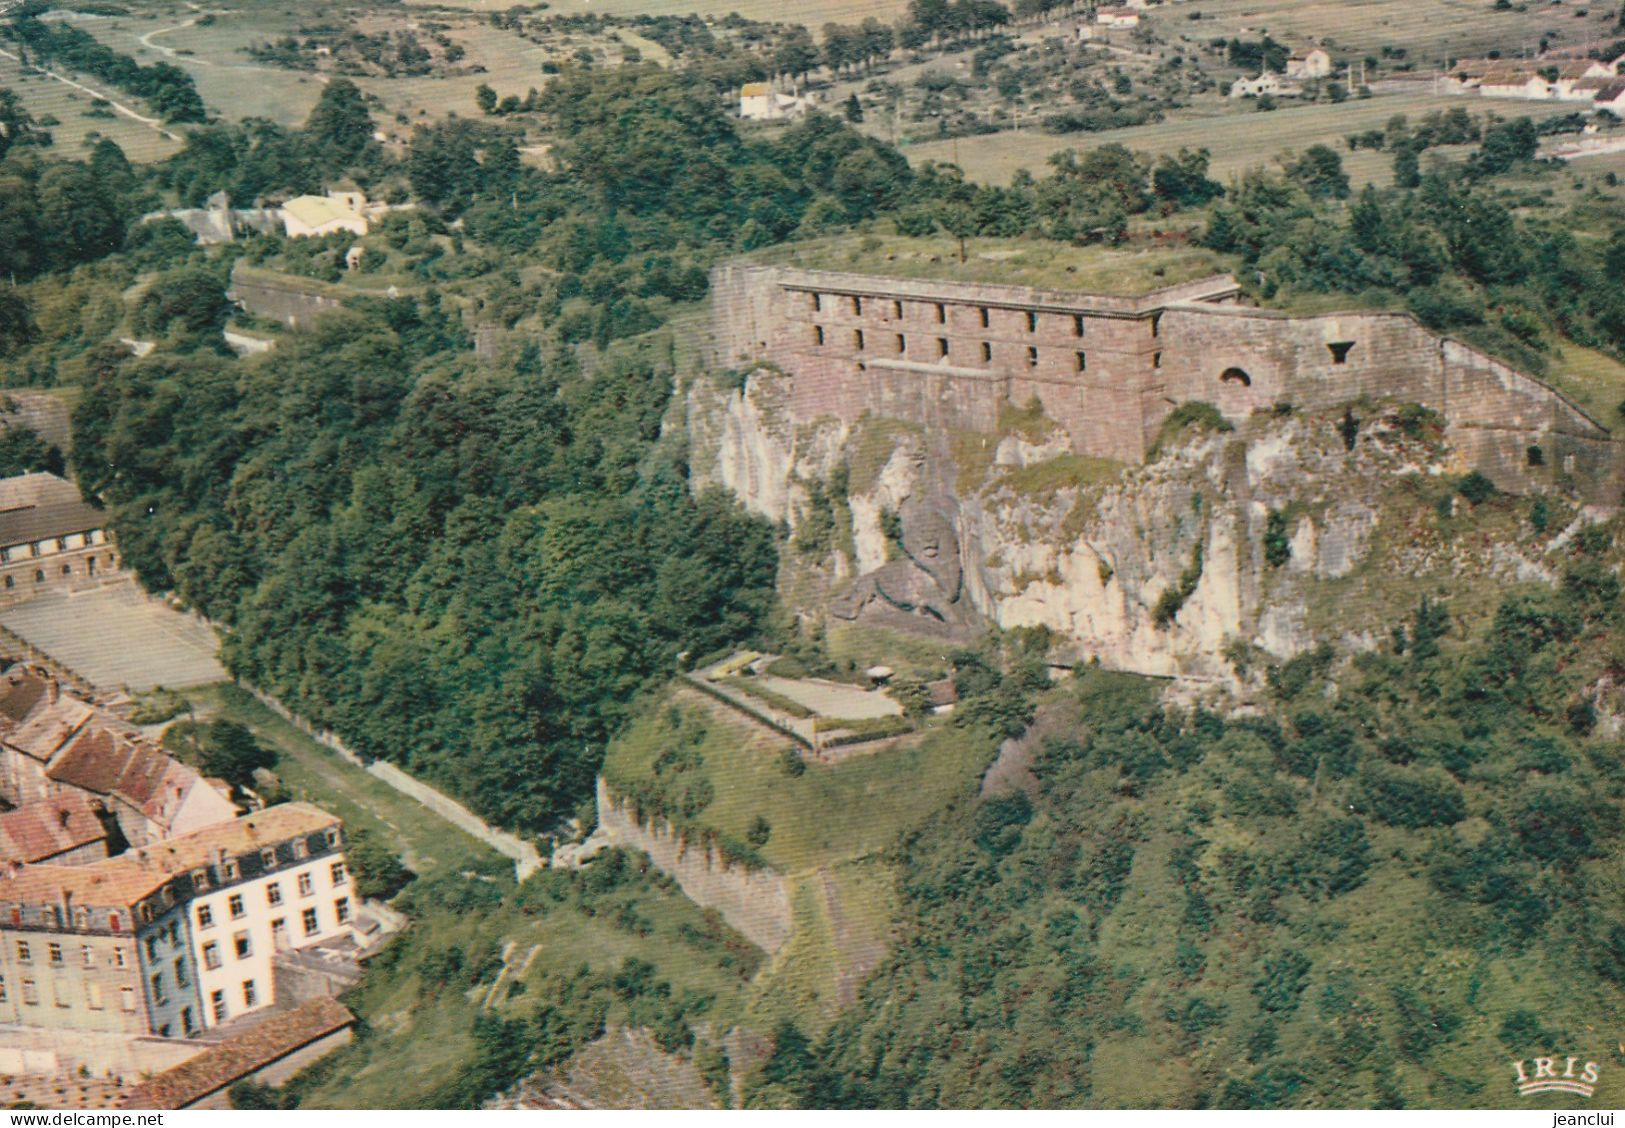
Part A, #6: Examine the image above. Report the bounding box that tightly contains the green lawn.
[604,685,992,875]
[187,684,502,878]
[747,232,1233,295]
[904,94,1586,186]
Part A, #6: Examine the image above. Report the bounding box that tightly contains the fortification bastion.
[708,262,1621,505]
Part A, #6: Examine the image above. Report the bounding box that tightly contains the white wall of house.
[188,851,352,1029]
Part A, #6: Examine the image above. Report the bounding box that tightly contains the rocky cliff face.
[686,369,1564,686]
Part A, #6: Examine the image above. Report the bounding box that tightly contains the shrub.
[1360,765,1467,828]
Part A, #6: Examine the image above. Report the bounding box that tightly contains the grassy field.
[903,93,1585,185]
[604,685,991,875]
[187,684,503,878]
[70,5,563,132]
[1166,0,1617,69]
[0,51,182,163]
[416,0,912,29]
[747,232,1233,294]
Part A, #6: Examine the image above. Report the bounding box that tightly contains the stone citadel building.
[709,264,1621,505]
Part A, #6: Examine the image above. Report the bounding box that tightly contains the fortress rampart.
[709,263,1621,504]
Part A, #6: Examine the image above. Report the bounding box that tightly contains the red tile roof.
[116,999,355,1110]
[0,793,107,864]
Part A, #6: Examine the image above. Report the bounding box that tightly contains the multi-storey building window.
[222,861,237,881]
[15,941,29,963]
[331,862,347,886]
[182,1006,195,1036]
[47,943,61,966]
[335,898,351,925]
[1076,352,1087,372]
[1073,315,1085,337]
[203,941,221,970]
[22,979,37,1005]
[120,987,136,1012]
[114,949,126,968]
[197,903,213,929]
[297,873,314,897]
[267,883,283,907]
[86,983,102,1010]
[260,849,276,869]
[302,907,319,936]
[1026,311,1038,333]
[174,956,189,989]
[228,894,245,919]
[271,918,287,948]
[81,945,93,968]
[52,980,67,1008]
[150,972,166,1005]
[233,931,252,960]
[0,976,8,1002]
[210,989,226,1024]
[242,979,257,1008]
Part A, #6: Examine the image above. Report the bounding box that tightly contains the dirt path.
[0,44,181,140]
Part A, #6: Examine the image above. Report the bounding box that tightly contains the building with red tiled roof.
[0,667,236,847]
[115,998,355,1110]
[0,792,110,866]
[0,804,350,1043]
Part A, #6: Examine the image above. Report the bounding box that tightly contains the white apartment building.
[140,804,351,1030]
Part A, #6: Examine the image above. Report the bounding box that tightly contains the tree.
[0,425,62,477]
[844,94,864,123]
[347,826,412,899]
[1392,142,1422,189]
[1151,148,1223,208]
[200,720,275,789]
[475,83,498,114]
[1285,144,1350,199]
[0,291,36,358]
[773,27,819,84]
[1473,117,1538,177]
[304,78,375,171]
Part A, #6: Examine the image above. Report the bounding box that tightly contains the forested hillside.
[0,24,1621,850]
[771,558,1625,1107]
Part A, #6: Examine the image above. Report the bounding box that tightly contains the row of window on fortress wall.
[811,323,1109,373]
[804,291,1162,340]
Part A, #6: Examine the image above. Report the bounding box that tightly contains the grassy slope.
[604,685,988,875]
[745,232,1233,294]
[0,53,182,164]
[904,94,1584,186]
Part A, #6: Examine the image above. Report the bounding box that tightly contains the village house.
[738,82,811,121]
[153,803,351,1031]
[116,997,355,1110]
[1285,46,1332,79]
[0,670,237,847]
[1229,71,1302,98]
[281,191,370,239]
[0,474,117,604]
[0,803,350,1049]
[0,855,201,1039]
[1094,6,1140,27]
[1595,79,1625,114]
[0,793,111,867]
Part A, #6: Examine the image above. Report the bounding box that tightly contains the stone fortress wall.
[709,263,1622,504]
[595,777,793,954]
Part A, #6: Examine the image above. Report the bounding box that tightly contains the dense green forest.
[755,555,1625,1107]
[0,12,1621,854]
